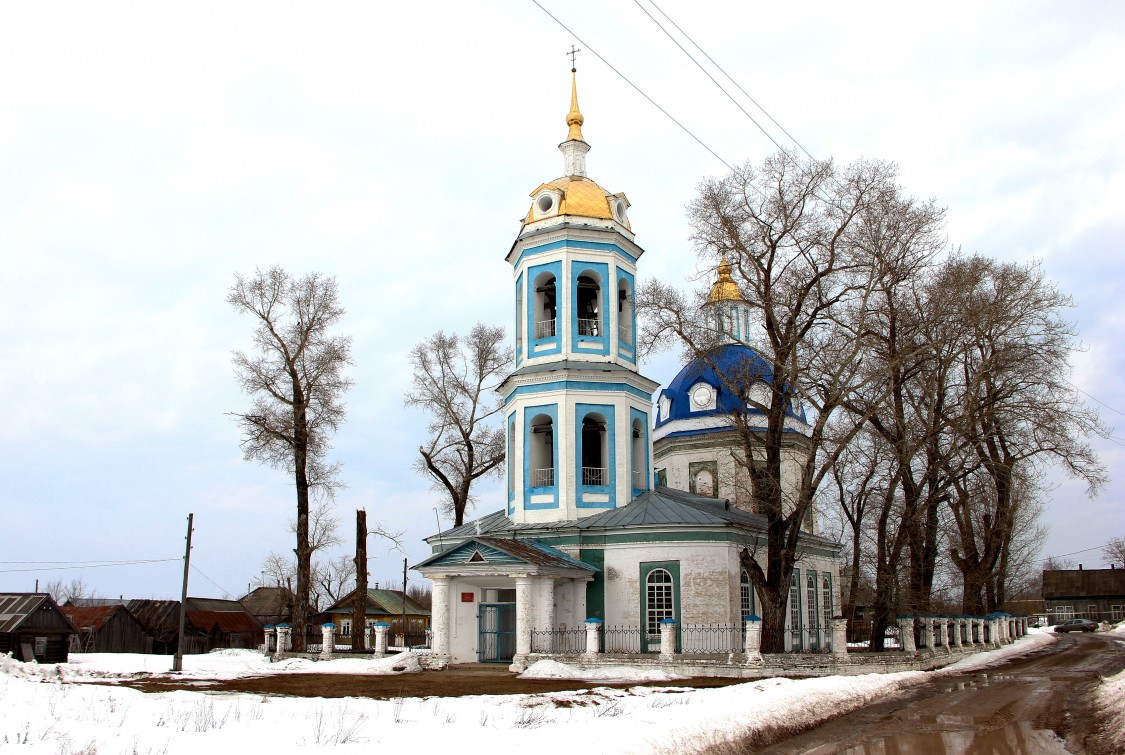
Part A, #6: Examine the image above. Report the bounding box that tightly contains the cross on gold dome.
[565,46,585,143]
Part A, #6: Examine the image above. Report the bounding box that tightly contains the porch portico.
[416,537,596,670]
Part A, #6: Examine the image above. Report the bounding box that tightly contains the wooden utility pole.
[401,557,408,647]
[172,513,194,672]
[352,509,367,651]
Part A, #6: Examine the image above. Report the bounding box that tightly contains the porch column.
[320,623,335,658]
[430,576,451,668]
[830,617,848,659]
[509,575,535,673]
[898,618,917,653]
[743,616,763,665]
[584,618,602,659]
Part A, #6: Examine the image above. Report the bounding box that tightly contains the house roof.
[325,589,431,617]
[240,586,294,620]
[67,598,128,608]
[1043,568,1125,599]
[60,605,129,633]
[413,536,598,573]
[0,593,76,634]
[186,609,262,634]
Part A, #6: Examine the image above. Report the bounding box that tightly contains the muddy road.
[755,632,1125,754]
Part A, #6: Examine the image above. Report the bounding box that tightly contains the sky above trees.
[2,1,1122,599]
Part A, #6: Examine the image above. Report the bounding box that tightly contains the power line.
[632,0,799,158]
[1067,378,1125,417]
[530,0,734,172]
[190,565,234,598]
[0,558,180,574]
[644,0,816,161]
[1036,543,1113,563]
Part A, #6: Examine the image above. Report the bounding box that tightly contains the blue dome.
[654,344,807,431]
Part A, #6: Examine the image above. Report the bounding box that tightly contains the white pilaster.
[430,576,451,667]
[510,575,535,672]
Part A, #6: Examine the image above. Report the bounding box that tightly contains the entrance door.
[478,604,516,662]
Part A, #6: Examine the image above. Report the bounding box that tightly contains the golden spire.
[708,256,745,302]
[565,70,585,143]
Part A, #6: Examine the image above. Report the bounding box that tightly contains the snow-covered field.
[0,632,1070,755]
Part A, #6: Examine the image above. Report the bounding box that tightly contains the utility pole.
[172,513,194,673]
[401,557,408,648]
[352,509,368,651]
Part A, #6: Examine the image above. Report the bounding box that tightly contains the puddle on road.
[828,720,1068,755]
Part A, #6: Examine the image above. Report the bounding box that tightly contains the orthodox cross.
[566,44,581,72]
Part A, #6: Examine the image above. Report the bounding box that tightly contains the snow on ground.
[1096,667,1125,750]
[0,635,1055,755]
[519,659,686,683]
[934,629,1057,674]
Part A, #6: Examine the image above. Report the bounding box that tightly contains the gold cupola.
[526,69,631,230]
[708,257,745,303]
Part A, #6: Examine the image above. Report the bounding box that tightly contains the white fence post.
[373,622,390,657]
[659,619,677,660]
[743,616,763,665]
[320,623,335,658]
[584,619,602,659]
[830,617,848,659]
[898,617,917,653]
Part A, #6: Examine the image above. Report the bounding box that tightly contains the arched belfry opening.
[630,417,645,493]
[529,413,555,488]
[580,413,608,486]
[534,271,557,340]
[617,277,633,346]
[576,272,601,337]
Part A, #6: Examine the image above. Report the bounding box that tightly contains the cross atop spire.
[566,44,580,72]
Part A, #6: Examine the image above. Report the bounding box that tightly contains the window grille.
[646,569,674,636]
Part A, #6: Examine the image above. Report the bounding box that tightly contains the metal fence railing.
[601,626,646,653]
[582,467,607,486]
[577,318,600,336]
[530,629,586,654]
[535,319,556,338]
[531,468,554,487]
[680,623,743,654]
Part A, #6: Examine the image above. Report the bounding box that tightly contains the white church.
[414,71,841,670]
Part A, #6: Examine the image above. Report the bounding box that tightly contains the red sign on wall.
[460,592,475,603]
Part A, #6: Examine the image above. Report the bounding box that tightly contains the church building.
[414,70,841,670]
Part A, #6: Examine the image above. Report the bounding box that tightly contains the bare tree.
[641,154,909,652]
[937,256,1107,613]
[228,266,353,650]
[406,323,508,526]
[45,577,89,605]
[1104,537,1125,568]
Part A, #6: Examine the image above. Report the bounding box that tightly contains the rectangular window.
[1054,605,1074,621]
[34,637,47,656]
[1112,605,1124,620]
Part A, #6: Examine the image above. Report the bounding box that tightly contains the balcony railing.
[577,318,600,337]
[534,319,556,339]
[531,468,555,487]
[582,467,607,486]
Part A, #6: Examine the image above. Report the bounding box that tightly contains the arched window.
[646,568,674,636]
[821,574,832,631]
[529,413,554,487]
[580,413,607,486]
[617,277,633,346]
[576,272,601,336]
[740,569,755,619]
[630,417,645,493]
[789,571,802,650]
[806,571,820,649]
[533,271,557,339]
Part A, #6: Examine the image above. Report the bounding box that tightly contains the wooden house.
[0,593,76,663]
[1043,567,1125,623]
[239,586,295,627]
[323,588,431,645]
[185,597,262,649]
[60,605,148,654]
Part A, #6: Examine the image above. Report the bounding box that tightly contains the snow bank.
[520,659,686,682]
[936,631,1056,674]
[1095,667,1125,750]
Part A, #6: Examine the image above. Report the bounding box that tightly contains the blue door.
[478,604,516,662]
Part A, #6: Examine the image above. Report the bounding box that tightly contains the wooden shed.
[185,597,262,649]
[0,593,76,663]
[61,605,148,653]
[240,586,295,627]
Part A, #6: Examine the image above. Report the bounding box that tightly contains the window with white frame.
[646,569,674,636]
[806,571,819,637]
[1112,605,1124,620]
[821,574,832,630]
[740,569,754,618]
[789,571,802,644]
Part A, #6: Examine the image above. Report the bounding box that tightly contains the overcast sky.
[2,1,1123,600]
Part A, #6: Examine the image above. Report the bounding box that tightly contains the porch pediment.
[413,537,596,577]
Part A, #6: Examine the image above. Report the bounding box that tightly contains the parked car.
[1053,618,1097,633]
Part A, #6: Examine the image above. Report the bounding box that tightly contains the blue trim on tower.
[513,239,638,270]
[503,380,654,406]
[527,261,562,358]
[570,260,610,356]
[576,403,615,509]
[522,403,559,510]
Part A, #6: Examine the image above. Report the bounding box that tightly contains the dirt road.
[754,632,1125,754]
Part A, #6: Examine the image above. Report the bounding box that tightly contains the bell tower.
[499,68,659,524]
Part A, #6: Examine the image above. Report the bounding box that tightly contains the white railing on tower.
[583,467,608,486]
[535,319,556,339]
[531,468,555,487]
[577,318,600,337]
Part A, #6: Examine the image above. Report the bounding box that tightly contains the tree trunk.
[352,509,367,650]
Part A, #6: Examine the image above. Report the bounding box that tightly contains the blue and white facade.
[415,72,840,670]
[499,75,659,525]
